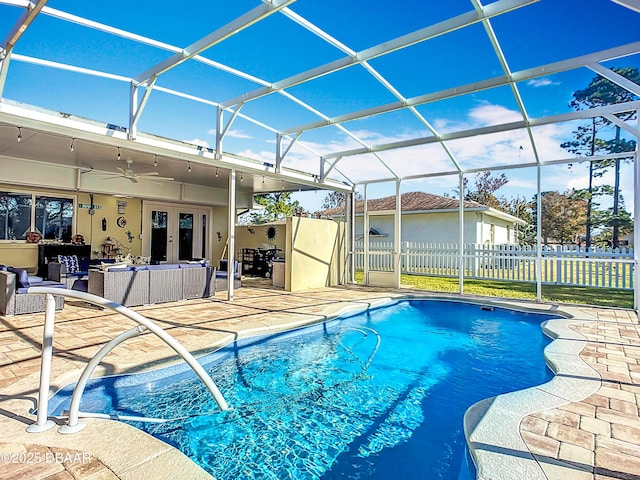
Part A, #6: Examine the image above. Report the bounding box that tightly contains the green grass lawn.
[353,271,634,309]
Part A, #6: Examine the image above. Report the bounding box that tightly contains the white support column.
[0,50,11,99]
[128,82,139,140]
[363,184,369,285]
[349,189,355,284]
[395,179,402,288]
[215,107,224,159]
[276,134,283,173]
[227,169,237,301]
[459,173,464,294]
[536,165,543,302]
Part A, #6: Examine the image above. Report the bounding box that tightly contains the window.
[0,192,32,240]
[35,196,74,241]
[0,191,75,242]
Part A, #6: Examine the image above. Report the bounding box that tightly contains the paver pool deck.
[0,282,638,480]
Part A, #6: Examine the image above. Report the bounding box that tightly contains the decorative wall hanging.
[25,231,41,244]
[265,225,278,242]
[71,234,85,245]
[116,216,127,228]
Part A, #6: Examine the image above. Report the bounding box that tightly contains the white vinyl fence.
[354,241,635,289]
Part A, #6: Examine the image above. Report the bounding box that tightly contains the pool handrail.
[24,287,229,435]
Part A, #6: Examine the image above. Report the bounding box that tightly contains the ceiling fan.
[106,159,174,183]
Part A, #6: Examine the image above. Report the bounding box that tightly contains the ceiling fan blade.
[116,167,126,174]
[138,174,174,181]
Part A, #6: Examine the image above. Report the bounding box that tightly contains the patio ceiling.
[0,0,638,194]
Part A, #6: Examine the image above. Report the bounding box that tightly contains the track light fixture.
[16,127,22,143]
[70,138,75,152]
[240,173,244,182]
[117,147,121,161]
[262,176,265,184]
[153,154,158,167]
[188,161,192,173]
[215,167,219,177]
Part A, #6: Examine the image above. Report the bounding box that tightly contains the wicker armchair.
[0,269,65,316]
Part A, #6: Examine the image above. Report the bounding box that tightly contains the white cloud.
[468,103,522,125]
[227,129,253,139]
[206,128,253,139]
[527,78,560,88]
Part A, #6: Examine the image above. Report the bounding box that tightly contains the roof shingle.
[321,191,483,216]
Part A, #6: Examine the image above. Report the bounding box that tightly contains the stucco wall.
[234,222,286,253]
[0,184,142,270]
[285,217,345,291]
[356,211,516,245]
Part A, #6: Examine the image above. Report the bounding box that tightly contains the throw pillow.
[101,262,129,271]
[58,255,79,274]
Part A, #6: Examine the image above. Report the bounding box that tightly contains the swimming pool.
[49,299,562,479]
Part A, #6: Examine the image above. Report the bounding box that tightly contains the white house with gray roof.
[323,192,526,246]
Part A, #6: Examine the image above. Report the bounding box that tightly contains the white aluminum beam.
[611,0,640,12]
[281,41,640,136]
[603,113,640,138]
[129,78,156,140]
[0,0,47,96]
[322,100,640,160]
[220,0,537,108]
[353,152,637,185]
[281,6,463,173]
[472,0,541,165]
[134,0,296,86]
[1,0,47,51]
[586,62,640,97]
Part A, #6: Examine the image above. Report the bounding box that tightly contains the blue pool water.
[49,299,561,479]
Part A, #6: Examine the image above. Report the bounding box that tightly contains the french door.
[142,202,210,264]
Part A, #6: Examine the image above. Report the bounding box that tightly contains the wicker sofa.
[88,262,216,307]
[0,266,65,316]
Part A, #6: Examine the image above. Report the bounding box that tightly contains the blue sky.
[1,0,638,213]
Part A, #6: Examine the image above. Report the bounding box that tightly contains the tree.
[504,195,535,245]
[320,190,363,212]
[461,171,509,210]
[248,192,304,224]
[533,190,587,245]
[448,172,509,208]
[561,67,639,248]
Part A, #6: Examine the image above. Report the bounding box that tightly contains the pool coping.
[1,289,631,479]
[464,311,599,480]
